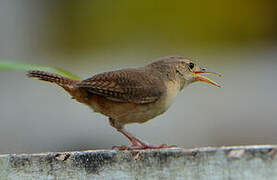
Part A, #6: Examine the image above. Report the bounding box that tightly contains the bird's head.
[150,56,221,89]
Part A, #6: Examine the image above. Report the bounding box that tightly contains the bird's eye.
[188,62,194,69]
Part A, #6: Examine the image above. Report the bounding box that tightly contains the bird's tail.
[27,70,79,87]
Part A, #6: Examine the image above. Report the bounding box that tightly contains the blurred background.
[0,0,276,153]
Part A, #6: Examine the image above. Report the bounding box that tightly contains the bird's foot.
[112,144,177,150]
[109,122,177,150]
[131,143,177,150]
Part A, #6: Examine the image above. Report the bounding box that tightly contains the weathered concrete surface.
[1,145,277,179]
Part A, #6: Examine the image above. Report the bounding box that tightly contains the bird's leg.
[109,118,142,147]
[109,118,176,149]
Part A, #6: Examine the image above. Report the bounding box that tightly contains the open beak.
[194,70,221,88]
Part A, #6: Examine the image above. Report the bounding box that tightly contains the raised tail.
[27,70,79,87]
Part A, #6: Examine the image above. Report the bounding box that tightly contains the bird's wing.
[76,69,163,104]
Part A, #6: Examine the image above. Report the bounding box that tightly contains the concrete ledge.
[1,145,277,179]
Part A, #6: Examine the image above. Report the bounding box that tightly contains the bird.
[27,56,221,149]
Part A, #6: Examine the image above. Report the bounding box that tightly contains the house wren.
[27,56,221,149]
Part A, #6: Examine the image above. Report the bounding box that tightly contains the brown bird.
[27,56,221,149]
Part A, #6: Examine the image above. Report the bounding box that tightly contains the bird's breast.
[161,80,180,110]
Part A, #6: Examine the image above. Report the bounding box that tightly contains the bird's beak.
[194,70,221,88]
